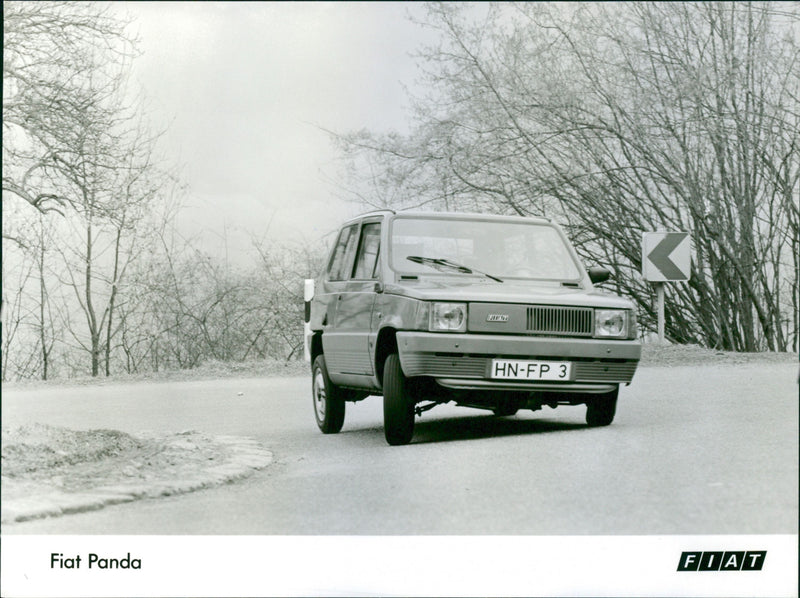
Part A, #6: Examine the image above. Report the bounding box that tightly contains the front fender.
[374,293,426,331]
[371,295,427,385]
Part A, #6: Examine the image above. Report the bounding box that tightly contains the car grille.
[402,354,487,378]
[573,360,638,382]
[526,306,593,337]
[468,303,595,337]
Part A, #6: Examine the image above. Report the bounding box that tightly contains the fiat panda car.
[304,210,641,445]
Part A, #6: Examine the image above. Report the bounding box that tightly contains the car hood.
[385,279,634,309]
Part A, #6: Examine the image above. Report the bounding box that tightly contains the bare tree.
[251,238,328,361]
[114,224,329,373]
[1,240,37,381]
[32,213,59,379]
[52,110,170,377]
[2,1,183,379]
[334,2,799,351]
[1,206,64,381]
[3,1,136,214]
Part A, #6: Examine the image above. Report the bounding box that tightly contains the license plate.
[490,359,572,381]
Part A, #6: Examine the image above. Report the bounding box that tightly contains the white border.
[2,535,797,597]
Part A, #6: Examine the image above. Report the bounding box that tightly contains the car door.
[323,219,382,376]
[319,223,358,374]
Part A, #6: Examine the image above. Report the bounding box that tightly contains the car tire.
[585,387,618,426]
[383,353,415,445]
[312,355,346,434]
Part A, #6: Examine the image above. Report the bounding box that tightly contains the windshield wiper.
[406,255,503,282]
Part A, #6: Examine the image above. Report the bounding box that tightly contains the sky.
[118,2,436,260]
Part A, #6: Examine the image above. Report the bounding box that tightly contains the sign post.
[656,282,665,342]
[642,232,691,343]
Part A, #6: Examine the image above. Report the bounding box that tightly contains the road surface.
[2,362,797,534]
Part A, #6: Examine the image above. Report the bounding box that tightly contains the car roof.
[342,209,551,226]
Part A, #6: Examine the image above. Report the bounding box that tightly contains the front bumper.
[396,331,640,392]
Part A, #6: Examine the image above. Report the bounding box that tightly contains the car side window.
[328,224,359,281]
[352,222,381,280]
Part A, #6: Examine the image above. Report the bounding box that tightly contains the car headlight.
[430,302,467,332]
[594,309,627,338]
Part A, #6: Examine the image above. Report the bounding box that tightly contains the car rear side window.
[328,224,359,281]
[352,222,381,280]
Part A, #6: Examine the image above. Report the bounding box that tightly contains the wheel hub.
[313,369,327,420]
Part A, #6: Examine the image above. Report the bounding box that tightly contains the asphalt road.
[2,363,797,535]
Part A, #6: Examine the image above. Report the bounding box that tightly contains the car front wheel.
[383,353,415,445]
[312,355,346,434]
[585,387,619,426]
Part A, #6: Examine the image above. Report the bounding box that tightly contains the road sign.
[642,232,691,281]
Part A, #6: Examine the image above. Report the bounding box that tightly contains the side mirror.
[587,267,611,285]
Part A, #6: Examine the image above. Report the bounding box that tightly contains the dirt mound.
[2,425,150,477]
[1,424,272,524]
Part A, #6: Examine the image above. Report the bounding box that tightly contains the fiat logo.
[486,314,509,322]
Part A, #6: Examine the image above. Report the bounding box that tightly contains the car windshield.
[390,216,581,281]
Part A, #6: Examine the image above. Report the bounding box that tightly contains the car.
[304,210,641,445]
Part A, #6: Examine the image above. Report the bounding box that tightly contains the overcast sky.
[119,2,435,259]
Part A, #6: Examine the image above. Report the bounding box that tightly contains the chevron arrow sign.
[642,232,691,281]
